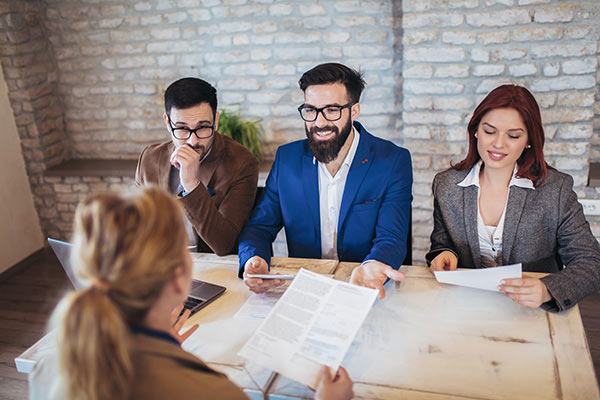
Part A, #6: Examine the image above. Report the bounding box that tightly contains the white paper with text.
[237,268,378,387]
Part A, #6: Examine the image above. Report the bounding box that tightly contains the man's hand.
[314,366,354,400]
[170,304,199,344]
[349,260,405,300]
[498,277,552,308]
[243,256,284,294]
[170,145,201,193]
[429,251,458,271]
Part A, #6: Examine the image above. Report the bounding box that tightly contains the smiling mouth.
[312,130,335,140]
[487,151,507,161]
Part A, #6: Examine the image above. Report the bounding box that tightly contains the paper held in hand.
[434,263,522,292]
[238,268,378,388]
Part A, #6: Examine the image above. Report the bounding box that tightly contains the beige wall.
[0,66,44,273]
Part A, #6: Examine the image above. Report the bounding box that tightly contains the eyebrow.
[302,103,343,108]
[482,122,525,133]
[173,119,213,126]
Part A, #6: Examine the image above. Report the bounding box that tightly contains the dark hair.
[454,84,549,186]
[164,77,217,117]
[298,63,366,103]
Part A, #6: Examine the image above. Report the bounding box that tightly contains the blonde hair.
[50,186,188,400]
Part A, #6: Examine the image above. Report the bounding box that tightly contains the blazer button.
[564,299,572,307]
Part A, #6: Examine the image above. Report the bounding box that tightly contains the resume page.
[238,268,378,388]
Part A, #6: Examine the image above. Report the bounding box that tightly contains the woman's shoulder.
[434,167,470,186]
[537,168,574,190]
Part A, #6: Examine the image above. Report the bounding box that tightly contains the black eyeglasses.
[297,101,355,122]
[167,114,215,140]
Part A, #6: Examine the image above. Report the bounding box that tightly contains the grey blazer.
[426,167,600,312]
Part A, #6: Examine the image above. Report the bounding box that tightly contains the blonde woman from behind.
[30,186,352,400]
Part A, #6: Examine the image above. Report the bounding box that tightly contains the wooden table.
[16,255,599,399]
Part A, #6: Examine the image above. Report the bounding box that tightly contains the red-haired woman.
[426,84,600,312]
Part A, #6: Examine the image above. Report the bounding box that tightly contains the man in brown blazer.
[136,77,259,255]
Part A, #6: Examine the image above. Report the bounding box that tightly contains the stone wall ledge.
[44,159,138,178]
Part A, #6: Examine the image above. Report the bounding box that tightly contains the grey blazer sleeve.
[540,174,600,312]
[426,173,458,265]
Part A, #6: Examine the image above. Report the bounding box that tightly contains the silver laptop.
[48,238,226,316]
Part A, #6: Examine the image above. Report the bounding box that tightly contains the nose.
[314,110,329,127]
[492,133,505,148]
[186,133,200,147]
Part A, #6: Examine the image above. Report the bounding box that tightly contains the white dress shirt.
[317,127,360,259]
[457,160,535,267]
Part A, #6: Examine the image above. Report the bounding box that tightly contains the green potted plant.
[218,108,263,160]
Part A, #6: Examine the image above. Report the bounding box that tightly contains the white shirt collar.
[313,126,360,170]
[457,160,534,190]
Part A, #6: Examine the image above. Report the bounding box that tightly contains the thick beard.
[305,118,352,163]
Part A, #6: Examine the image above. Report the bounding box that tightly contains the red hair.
[454,84,549,186]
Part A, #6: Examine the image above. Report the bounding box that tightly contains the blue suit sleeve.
[238,149,284,277]
[362,148,413,270]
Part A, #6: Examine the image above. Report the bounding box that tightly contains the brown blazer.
[131,334,248,400]
[136,133,259,255]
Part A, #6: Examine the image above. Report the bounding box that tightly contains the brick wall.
[1,0,599,262]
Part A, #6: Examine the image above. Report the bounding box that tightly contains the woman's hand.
[498,277,552,308]
[170,304,199,344]
[429,251,458,271]
[315,366,354,400]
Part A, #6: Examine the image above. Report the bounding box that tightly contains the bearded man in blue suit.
[238,63,413,299]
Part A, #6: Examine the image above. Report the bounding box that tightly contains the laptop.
[48,238,226,317]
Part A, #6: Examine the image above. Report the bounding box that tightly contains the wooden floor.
[1,248,600,399]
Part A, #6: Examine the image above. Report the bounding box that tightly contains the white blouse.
[457,161,535,267]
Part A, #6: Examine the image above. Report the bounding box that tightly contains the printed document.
[434,263,522,292]
[238,268,378,388]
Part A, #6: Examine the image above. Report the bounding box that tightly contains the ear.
[171,265,187,296]
[214,111,220,133]
[163,112,171,133]
[350,102,360,122]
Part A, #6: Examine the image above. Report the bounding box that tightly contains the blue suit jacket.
[238,121,413,277]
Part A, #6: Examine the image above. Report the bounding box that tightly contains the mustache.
[308,125,339,136]
[186,143,205,151]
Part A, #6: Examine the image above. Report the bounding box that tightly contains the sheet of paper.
[434,263,522,292]
[234,284,288,320]
[238,268,378,388]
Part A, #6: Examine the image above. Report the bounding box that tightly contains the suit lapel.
[338,128,374,230]
[463,185,481,268]
[502,187,528,264]
[302,148,320,237]
[197,133,223,189]
[160,143,174,191]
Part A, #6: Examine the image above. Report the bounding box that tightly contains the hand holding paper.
[433,264,522,292]
[499,276,552,308]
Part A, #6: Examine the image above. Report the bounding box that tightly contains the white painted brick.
[534,5,575,23]
[364,87,392,100]
[221,92,245,104]
[403,30,438,45]
[97,17,123,29]
[275,47,320,60]
[558,124,593,139]
[247,91,284,104]
[471,48,489,62]
[334,15,376,27]
[324,32,350,44]
[434,64,470,78]
[558,91,595,107]
[110,29,150,42]
[177,53,204,66]
[403,13,463,28]
[343,45,388,58]
[476,79,514,93]
[251,49,272,61]
[541,108,593,123]
[205,51,249,63]
[512,27,563,41]
[531,75,596,92]
[301,17,333,30]
[478,31,510,45]
[566,26,590,40]
[405,48,465,63]
[269,3,293,16]
[299,3,326,16]
[518,0,550,4]
[445,125,467,141]
[405,96,433,110]
[157,55,175,66]
[442,31,476,45]
[473,64,505,77]
[486,0,515,5]
[275,32,320,44]
[404,64,433,78]
[150,27,180,40]
[253,22,277,33]
[532,43,597,59]
[134,1,152,11]
[230,5,267,17]
[466,9,530,27]
[356,30,389,43]
[544,124,558,139]
[347,58,392,70]
[404,126,432,139]
[265,79,291,89]
[223,63,269,76]
[233,34,250,46]
[188,9,211,21]
[509,63,537,77]
[543,62,560,76]
[219,21,252,33]
[405,80,465,95]
[490,48,527,61]
[211,6,229,18]
[164,11,187,23]
[219,78,261,90]
[535,93,556,108]
[562,58,598,75]
[555,157,586,171]
[433,96,474,110]
[360,102,396,115]
[213,35,232,47]
[404,140,465,156]
[116,56,156,69]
